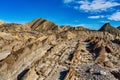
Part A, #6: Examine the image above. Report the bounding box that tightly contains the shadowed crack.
[17,69,29,80]
[111,70,120,80]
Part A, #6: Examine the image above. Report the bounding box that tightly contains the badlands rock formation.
[0,18,119,80]
[0,20,5,25]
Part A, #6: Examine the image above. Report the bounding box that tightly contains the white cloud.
[73,24,86,27]
[108,12,120,21]
[80,0,120,12]
[100,20,110,23]
[63,0,120,22]
[64,0,120,12]
[88,15,105,19]
[63,0,73,3]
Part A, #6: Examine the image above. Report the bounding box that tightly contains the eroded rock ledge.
[0,19,120,80]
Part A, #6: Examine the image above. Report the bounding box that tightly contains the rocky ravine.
[0,18,120,80]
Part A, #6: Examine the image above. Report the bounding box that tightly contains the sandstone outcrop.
[0,18,119,80]
[0,20,5,25]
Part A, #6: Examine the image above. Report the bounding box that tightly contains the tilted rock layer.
[0,18,120,80]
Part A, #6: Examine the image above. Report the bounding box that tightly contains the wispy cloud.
[63,23,86,27]
[108,12,120,21]
[88,15,105,19]
[63,0,120,22]
[64,0,120,12]
[78,0,120,12]
[100,20,110,23]
[63,0,73,3]
[72,24,86,27]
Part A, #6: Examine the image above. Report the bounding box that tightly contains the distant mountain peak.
[27,18,57,31]
[99,23,120,36]
[99,23,113,31]
[104,22,110,25]
[102,23,111,28]
[31,18,46,23]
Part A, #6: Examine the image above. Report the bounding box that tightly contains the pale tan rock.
[67,31,76,39]
[0,50,11,61]
[89,68,94,73]
[95,46,107,65]
[104,61,114,68]
[0,20,5,25]
[22,68,38,80]
[0,19,119,80]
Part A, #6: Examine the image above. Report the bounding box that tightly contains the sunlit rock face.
[0,19,120,80]
[0,20,5,25]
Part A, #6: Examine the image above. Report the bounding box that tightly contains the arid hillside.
[0,19,120,80]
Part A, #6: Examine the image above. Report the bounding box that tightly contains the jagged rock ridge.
[0,18,119,80]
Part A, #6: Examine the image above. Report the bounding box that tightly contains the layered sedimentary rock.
[0,19,119,80]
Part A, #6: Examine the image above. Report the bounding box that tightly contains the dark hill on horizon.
[117,26,120,30]
[99,23,120,36]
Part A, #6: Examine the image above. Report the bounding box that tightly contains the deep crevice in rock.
[17,69,29,80]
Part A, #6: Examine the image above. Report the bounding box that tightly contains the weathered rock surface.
[0,20,5,25]
[0,18,120,80]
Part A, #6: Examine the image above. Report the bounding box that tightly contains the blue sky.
[0,0,120,29]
